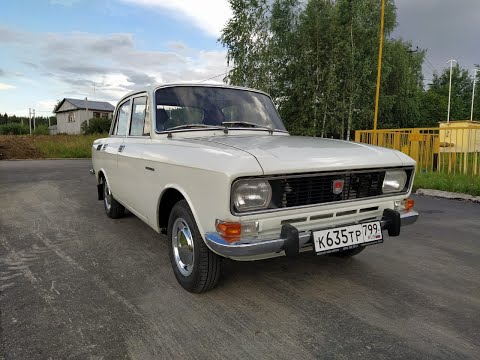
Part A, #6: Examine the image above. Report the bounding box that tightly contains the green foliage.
[0,113,56,126]
[33,124,49,135]
[81,117,112,135]
[33,134,105,158]
[221,0,418,138]
[0,123,30,135]
[221,0,479,136]
[422,64,478,123]
[414,172,480,196]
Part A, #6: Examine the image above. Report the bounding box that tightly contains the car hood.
[192,134,413,175]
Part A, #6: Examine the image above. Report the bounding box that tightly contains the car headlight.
[383,169,408,193]
[232,179,272,212]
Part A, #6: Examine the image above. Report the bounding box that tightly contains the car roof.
[116,82,270,105]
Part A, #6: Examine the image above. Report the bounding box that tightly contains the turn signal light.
[216,221,242,242]
[395,198,415,212]
[404,198,415,211]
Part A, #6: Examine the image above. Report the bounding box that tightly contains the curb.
[416,188,480,203]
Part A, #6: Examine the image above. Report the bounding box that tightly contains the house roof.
[54,98,115,113]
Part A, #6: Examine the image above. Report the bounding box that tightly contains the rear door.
[103,99,130,202]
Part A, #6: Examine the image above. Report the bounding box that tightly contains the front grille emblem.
[332,179,345,194]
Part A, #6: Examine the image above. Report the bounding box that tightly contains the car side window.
[129,96,148,136]
[115,100,130,136]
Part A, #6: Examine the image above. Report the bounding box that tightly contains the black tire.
[331,245,366,258]
[168,200,221,293]
[102,177,125,219]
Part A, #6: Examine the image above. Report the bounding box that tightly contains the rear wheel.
[102,177,125,219]
[331,246,366,258]
[168,200,221,293]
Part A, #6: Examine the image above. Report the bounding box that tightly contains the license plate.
[313,221,383,255]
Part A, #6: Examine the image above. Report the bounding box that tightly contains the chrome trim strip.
[239,166,414,181]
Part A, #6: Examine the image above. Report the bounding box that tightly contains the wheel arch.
[157,186,202,235]
[96,168,107,184]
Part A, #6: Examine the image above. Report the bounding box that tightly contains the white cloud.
[36,100,58,114]
[0,83,15,90]
[121,0,232,37]
[0,25,230,114]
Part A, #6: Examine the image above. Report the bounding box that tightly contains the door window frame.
[128,93,150,138]
[110,98,131,137]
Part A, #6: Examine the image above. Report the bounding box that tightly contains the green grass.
[32,134,105,158]
[414,171,480,196]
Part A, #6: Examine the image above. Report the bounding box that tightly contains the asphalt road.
[0,160,479,359]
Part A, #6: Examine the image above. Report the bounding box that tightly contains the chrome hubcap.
[104,181,112,211]
[172,218,194,276]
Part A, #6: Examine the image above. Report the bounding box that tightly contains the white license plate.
[313,221,383,255]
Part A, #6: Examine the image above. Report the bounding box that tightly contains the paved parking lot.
[0,160,479,359]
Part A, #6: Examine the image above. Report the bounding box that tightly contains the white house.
[54,98,115,134]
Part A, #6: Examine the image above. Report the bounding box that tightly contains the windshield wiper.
[221,121,274,133]
[166,124,223,131]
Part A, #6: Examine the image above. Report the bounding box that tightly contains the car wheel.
[331,245,366,258]
[102,177,125,219]
[168,200,221,293]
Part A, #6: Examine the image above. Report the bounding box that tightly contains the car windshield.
[154,86,286,132]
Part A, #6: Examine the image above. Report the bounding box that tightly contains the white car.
[91,84,418,293]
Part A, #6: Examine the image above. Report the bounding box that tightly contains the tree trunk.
[321,104,327,138]
[347,96,353,141]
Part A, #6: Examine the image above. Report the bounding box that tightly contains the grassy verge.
[31,134,105,158]
[414,171,480,196]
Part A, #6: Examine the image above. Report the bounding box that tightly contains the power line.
[199,72,229,83]
[425,58,436,71]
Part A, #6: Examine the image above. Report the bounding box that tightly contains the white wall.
[56,108,112,134]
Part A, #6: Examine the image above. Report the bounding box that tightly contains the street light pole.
[470,68,478,121]
[447,59,456,123]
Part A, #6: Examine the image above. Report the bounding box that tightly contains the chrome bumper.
[205,209,419,259]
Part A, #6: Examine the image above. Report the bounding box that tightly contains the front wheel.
[168,200,221,293]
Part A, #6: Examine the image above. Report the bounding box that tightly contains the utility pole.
[373,0,385,131]
[471,67,479,121]
[85,97,89,126]
[29,108,32,135]
[32,109,36,131]
[447,59,456,123]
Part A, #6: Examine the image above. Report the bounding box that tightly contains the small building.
[54,98,115,134]
[439,120,480,153]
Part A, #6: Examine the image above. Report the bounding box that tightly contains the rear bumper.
[205,209,418,260]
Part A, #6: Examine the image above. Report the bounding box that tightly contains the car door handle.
[118,144,125,153]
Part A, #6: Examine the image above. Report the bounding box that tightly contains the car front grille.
[269,170,389,209]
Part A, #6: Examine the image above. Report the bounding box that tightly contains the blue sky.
[0,0,232,116]
[1,0,479,116]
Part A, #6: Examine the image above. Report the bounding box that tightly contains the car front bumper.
[204,209,419,260]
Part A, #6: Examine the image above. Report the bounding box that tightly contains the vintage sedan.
[90,84,418,293]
